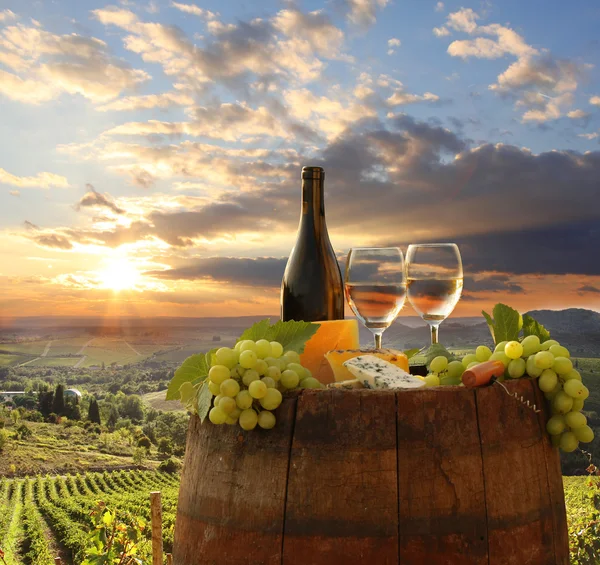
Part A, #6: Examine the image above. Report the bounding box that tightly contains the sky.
[0,0,599,320]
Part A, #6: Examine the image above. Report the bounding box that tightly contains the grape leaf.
[522,314,551,343]
[403,348,421,360]
[237,319,273,343]
[166,353,209,400]
[482,303,522,344]
[196,382,213,423]
[422,343,456,367]
[267,320,320,353]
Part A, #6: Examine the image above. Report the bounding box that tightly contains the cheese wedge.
[325,348,409,382]
[327,379,364,390]
[343,355,426,390]
[299,320,360,384]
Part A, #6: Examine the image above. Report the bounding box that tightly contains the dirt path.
[124,341,142,356]
[76,338,95,356]
[40,340,53,357]
[19,357,39,366]
[73,356,86,368]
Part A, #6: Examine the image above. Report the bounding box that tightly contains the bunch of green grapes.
[423,355,466,387]
[205,339,323,431]
[460,336,594,453]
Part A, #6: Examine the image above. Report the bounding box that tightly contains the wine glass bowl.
[406,243,463,345]
[344,247,407,349]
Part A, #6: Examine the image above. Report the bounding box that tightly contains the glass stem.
[372,330,383,349]
[430,323,440,345]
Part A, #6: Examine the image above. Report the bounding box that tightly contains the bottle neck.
[301,177,326,230]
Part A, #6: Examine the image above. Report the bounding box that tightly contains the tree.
[52,384,66,417]
[157,438,173,456]
[107,404,119,430]
[88,398,101,425]
[120,395,144,422]
[38,391,54,417]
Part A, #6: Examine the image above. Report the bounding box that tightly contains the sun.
[98,258,141,292]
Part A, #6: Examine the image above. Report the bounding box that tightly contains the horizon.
[1,0,599,317]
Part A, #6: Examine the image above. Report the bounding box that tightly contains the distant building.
[212,335,221,342]
[65,388,82,399]
[0,391,27,403]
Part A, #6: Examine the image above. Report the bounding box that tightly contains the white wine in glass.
[344,247,407,349]
[406,243,463,345]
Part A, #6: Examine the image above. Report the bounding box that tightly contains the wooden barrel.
[173,379,569,565]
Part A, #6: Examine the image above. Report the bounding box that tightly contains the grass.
[0,342,47,355]
[28,357,81,367]
[0,355,25,367]
[564,475,600,564]
[142,390,185,412]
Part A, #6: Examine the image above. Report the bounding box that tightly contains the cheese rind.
[343,355,426,390]
[327,379,364,390]
[325,348,409,382]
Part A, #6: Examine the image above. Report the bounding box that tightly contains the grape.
[564,411,587,429]
[214,394,224,406]
[540,339,559,351]
[430,356,449,373]
[261,376,277,389]
[300,377,323,389]
[538,369,558,392]
[494,341,508,353]
[230,367,241,379]
[230,407,241,419]
[534,351,554,370]
[275,358,287,372]
[260,388,283,410]
[225,416,238,425]
[209,365,230,385]
[467,362,479,369]
[462,354,477,368]
[286,362,308,379]
[508,358,526,379]
[179,381,195,403]
[220,379,240,398]
[255,339,272,359]
[266,366,281,381]
[283,351,301,365]
[208,380,221,395]
[239,409,258,430]
[573,425,594,443]
[446,361,464,379]
[521,335,541,357]
[564,379,586,399]
[239,350,258,369]
[209,407,227,425]
[473,346,491,362]
[571,398,584,411]
[550,434,561,448]
[553,357,573,376]
[303,368,313,378]
[580,386,590,400]
[553,391,573,414]
[242,369,260,387]
[258,411,276,429]
[234,340,243,351]
[525,355,543,378]
[504,341,523,360]
[281,370,300,389]
[239,340,257,353]
[546,415,566,435]
[249,380,268,399]
[270,341,284,358]
[255,359,269,376]
[549,344,570,359]
[559,432,579,452]
[544,382,561,401]
[216,347,238,369]
[564,369,582,382]
[424,374,440,387]
[235,390,253,410]
[489,351,511,368]
[264,357,279,367]
[219,396,237,414]
[439,375,461,386]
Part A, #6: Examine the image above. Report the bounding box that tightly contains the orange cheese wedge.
[325,348,409,382]
[299,320,360,384]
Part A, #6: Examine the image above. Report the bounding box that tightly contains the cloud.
[590,96,600,106]
[464,274,524,294]
[0,167,69,189]
[446,8,479,33]
[577,285,600,294]
[433,26,450,37]
[0,22,149,104]
[9,190,19,197]
[148,256,287,286]
[435,2,445,13]
[95,90,194,111]
[76,185,125,214]
[567,109,590,119]
[387,37,400,55]
[0,9,16,22]
[32,234,74,250]
[170,2,217,19]
[387,90,440,106]
[340,0,390,28]
[578,132,599,140]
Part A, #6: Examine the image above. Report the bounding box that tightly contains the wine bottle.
[281,166,344,322]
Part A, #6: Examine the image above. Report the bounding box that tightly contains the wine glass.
[405,243,463,345]
[344,247,407,349]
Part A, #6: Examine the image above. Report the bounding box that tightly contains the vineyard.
[0,470,179,565]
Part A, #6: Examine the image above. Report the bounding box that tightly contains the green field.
[0,355,24,367]
[0,471,179,565]
[0,342,48,356]
[28,358,81,368]
[143,390,185,412]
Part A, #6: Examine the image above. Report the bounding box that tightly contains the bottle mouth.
[302,166,324,179]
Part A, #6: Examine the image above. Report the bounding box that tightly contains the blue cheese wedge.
[327,379,364,390]
[343,355,426,390]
